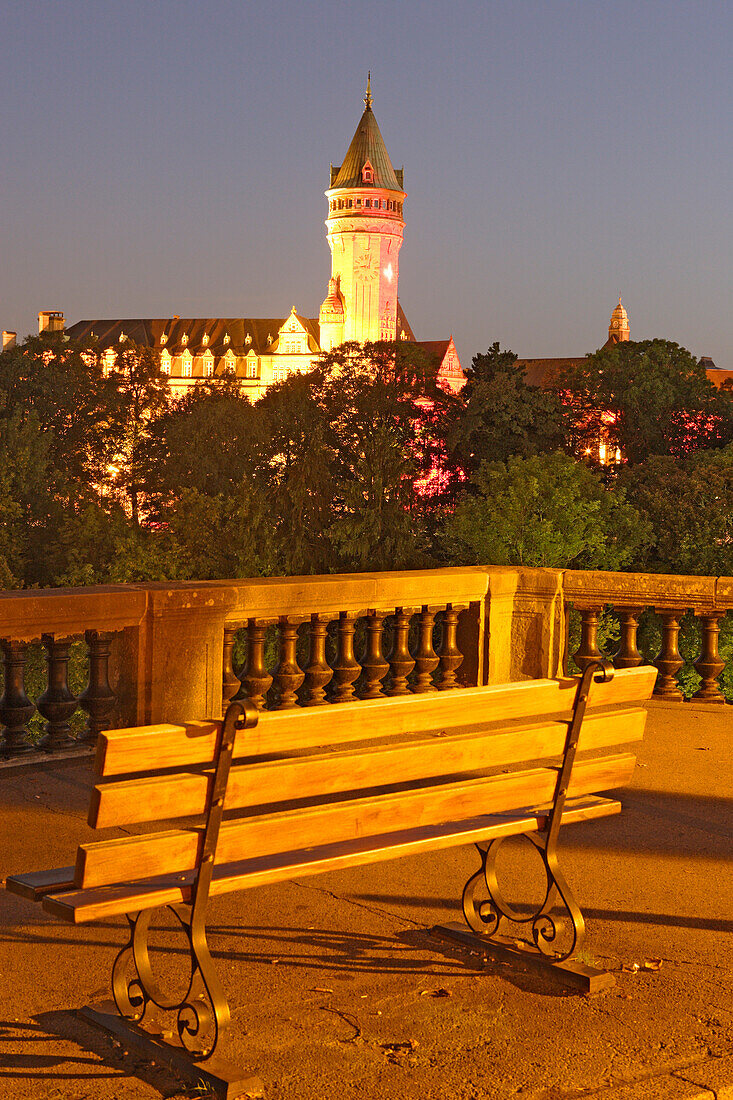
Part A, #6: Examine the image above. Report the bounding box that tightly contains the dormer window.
[245,333,252,346]
[160,333,167,345]
[119,331,126,343]
[203,333,209,346]
[181,333,188,346]
[223,333,230,346]
[361,160,374,184]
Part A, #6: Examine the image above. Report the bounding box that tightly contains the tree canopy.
[556,339,733,464]
[448,342,568,471]
[439,451,648,570]
[1,331,732,590]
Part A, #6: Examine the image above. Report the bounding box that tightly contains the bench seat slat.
[76,753,637,889]
[90,707,647,828]
[43,795,623,924]
[95,667,657,778]
[6,867,76,901]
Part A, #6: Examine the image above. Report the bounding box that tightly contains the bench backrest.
[76,666,656,891]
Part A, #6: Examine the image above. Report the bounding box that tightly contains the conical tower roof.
[610,296,629,327]
[330,77,403,191]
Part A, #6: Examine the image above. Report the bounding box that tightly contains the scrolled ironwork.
[111,903,227,1059]
[461,833,584,962]
[460,659,614,963]
[108,701,256,1061]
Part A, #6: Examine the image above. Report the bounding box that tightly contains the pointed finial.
[619,294,622,305]
[364,72,372,110]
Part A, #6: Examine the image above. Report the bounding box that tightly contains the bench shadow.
[0,1011,189,1096]
[348,896,733,935]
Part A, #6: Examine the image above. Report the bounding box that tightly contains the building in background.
[517,298,723,391]
[36,79,464,399]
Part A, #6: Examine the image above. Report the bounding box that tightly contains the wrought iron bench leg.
[434,660,617,994]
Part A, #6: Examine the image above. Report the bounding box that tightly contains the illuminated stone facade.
[54,80,463,400]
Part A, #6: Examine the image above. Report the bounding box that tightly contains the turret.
[608,297,630,343]
[323,76,406,344]
[319,276,345,352]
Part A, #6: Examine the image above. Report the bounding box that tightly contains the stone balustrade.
[0,566,729,758]
[564,569,733,704]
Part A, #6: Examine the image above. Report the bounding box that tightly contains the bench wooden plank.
[43,795,622,923]
[76,753,636,888]
[90,707,647,828]
[94,667,657,778]
[5,866,76,901]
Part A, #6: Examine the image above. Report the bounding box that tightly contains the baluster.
[272,617,305,710]
[234,619,273,709]
[413,606,439,693]
[653,610,685,701]
[360,610,390,699]
[387,608,415,696]
[613,607,644,668]
[331,613,361,703]
[37,635,77,752]
[0,640,35,756]
[222,627,240,706]
[302,614,333,706]
[572,606,603,671]
[436,604,465,690]
[77,630,116,744]
[692,613,726,704]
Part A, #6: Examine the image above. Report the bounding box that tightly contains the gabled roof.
[396,300,415,342]
[515,357,586,388]
[65,316,322,356]
[330,89,403,192]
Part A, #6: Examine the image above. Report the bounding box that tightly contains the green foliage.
[315,341,448,570]
[620,446,733,575]
[449,342,567,471]
[2,331,733,627]
[557,339,733,464]
[439,452,649,570]
[165,485,276,580]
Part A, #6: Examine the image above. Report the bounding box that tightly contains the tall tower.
[320,76,406,349]
[608,297,630,343]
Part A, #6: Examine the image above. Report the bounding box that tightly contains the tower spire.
[364,72,372,110]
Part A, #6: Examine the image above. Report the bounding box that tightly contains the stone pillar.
[484,567,566,683]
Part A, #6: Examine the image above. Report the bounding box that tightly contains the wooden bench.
[7,660,656,1098]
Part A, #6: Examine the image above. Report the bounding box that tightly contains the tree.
[0,333,118,494]
[142,377,264,514]
[105,341,171,525]
[254,369,337,575]
[555,339,733,464]
[314,341,454,570]
[165,485,277,580]
[448,342,567,472]
[439,452,648,570]
[620,447,733,576]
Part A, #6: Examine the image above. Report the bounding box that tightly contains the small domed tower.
[608,297,630,343]
[324,76,406,344]
[319,276,345,351]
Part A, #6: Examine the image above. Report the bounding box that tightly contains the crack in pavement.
[672,1072,717,1098]
[290,878,425,928]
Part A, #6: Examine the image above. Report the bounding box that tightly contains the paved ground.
[0,701,730,1099]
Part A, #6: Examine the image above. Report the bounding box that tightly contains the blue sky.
[1,0,731,367]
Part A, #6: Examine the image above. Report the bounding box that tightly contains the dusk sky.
[2,0,731,367]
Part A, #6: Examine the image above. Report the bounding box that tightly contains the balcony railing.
[564,569,733,703]
[0,565,730,759]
